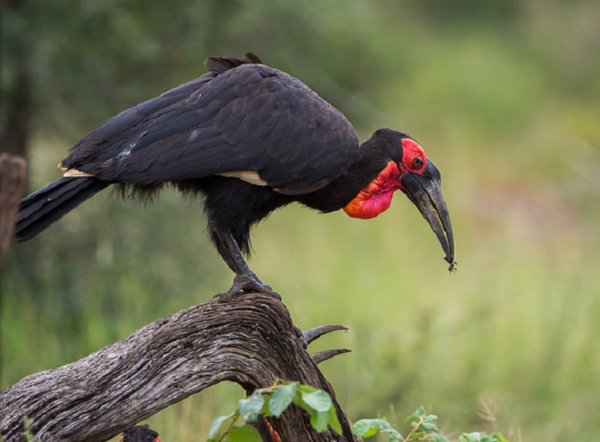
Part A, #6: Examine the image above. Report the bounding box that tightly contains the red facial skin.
[343,139,427,219]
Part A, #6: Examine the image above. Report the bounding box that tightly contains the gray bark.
[0,294,358,442]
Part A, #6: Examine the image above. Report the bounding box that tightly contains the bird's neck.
[298,137,401,216]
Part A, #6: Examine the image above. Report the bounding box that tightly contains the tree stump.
[0,294,358,442]
[0,154,27,269]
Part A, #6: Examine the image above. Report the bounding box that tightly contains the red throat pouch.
[343,161,402,219]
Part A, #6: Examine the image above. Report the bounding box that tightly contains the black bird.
[120,425,160,442]
[15,53,455,300]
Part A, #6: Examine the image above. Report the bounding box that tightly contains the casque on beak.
[400,160,455,270]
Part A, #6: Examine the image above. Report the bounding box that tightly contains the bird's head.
[120,425,161,442]
[343,129,455,269]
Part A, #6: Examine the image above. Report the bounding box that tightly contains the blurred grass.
[3,1,600,441]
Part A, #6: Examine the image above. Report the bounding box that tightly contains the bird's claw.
[214,274,281,303]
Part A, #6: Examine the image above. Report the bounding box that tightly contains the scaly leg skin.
[212,228,281,303]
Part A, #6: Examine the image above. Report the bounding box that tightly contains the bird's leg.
[213,228,280,302]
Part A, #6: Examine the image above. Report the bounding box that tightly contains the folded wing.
[60,54,360,195]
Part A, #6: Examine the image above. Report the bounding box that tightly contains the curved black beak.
[400,161,455,269]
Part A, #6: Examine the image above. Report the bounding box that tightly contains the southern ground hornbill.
[120,425,160,442]
[15,52,455,300]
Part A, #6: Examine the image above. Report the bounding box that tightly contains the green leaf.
[23,419,34,442]
[404,415,421,425]
[293,385,315,412]
[477,433,508,442]
[414,406,428,418]
[208,411,236,439]
[260,395,272,417]
[422,422,438,432]
[491,433,510,442]
[427,435,451,442]
[297,384,318,394]
[352,418,393,437]
[292,393,313,414]
[459,433,481,442]
[269,382,297,417]
[388,432,403,442]
[239,392,265,423]
[328,406,342,434]
[357,427,379,438]
[352,422,376,437]
[311,410,330,433]
[301,390,332,412]
[224,425,262,442]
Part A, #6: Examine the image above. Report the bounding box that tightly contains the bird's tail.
[15,177,110,242]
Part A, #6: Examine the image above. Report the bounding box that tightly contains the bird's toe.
[215,274,281,303]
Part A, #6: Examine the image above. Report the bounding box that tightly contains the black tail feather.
[15,177,110,242]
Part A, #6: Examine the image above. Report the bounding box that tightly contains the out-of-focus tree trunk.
[1,0,33,160]
[0,155,27,269]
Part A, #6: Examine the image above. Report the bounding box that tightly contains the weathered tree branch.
[0,154,27,269]
[0,294,357,442]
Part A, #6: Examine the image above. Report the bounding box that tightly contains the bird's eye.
[413,157,424,169]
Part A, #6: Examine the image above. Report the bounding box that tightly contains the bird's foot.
[214,274,281,303]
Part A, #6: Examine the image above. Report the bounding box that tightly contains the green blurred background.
[2,0,600,440]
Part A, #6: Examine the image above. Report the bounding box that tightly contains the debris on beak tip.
[448,261,458,274]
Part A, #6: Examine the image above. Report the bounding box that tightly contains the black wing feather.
[60,54,360,194]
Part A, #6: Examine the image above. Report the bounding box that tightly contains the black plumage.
[120,425,160,442]
[15,52,455,300]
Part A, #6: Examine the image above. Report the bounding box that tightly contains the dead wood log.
[0,154,27,269]
[0,294,358,442]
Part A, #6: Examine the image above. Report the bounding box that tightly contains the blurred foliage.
[2,0,600,441]
[207,380,342,440]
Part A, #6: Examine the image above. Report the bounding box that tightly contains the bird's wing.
[61,54,360,195]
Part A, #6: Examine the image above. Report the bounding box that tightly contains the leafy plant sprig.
[352,406,510,442]
[207,385,511,442]
[207,380,341,442]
